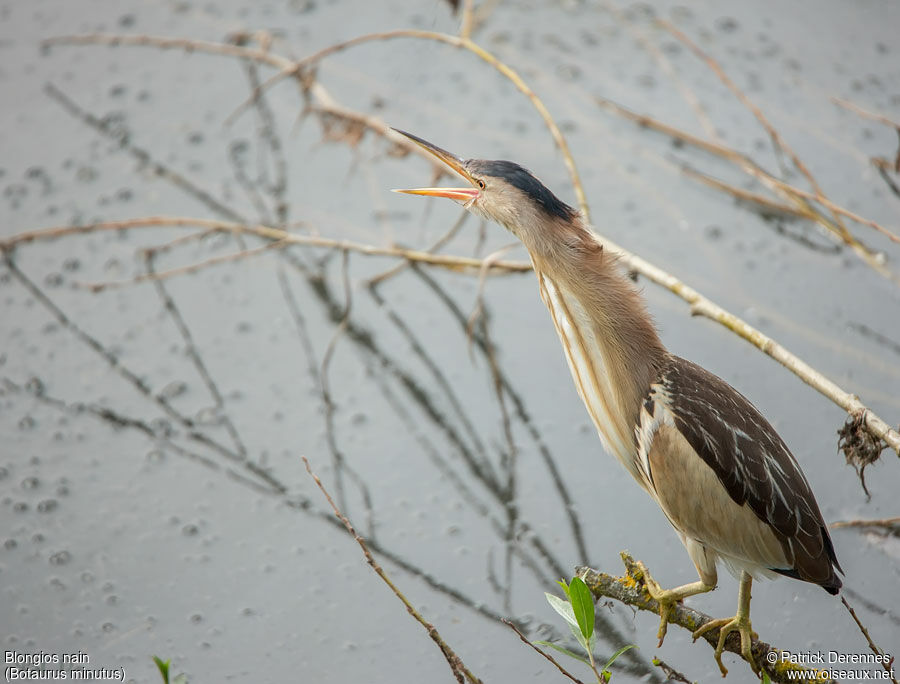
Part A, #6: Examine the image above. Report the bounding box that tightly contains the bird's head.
[392,129,578,246]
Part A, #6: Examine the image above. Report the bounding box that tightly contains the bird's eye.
[476,179,486,189]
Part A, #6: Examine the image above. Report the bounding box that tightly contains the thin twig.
[595,95,900,246]
[302,457,483,684]
[652,657,693,684]
[5,214,899,454]
[460,0,475,39]
[832,97,900,130]
[840,596,899,684]
[831,517,900,531]
[77,239,289,291]
[366,210,469,286]
[45,31,590,220]
[656,19,852,243]
[502,619,588,684]
[1,217,530,274]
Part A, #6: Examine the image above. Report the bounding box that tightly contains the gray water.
[1,1,899,682]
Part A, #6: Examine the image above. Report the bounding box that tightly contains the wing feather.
[659,354,842,593]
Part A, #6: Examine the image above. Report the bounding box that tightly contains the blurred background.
[1,1,898,682]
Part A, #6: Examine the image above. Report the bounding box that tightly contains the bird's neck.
[528,219,667,462]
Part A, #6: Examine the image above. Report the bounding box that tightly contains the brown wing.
[659,354,842,593]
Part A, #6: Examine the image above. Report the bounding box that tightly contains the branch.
[35,34,900,454]
[303,457,483,684]
[578,553,837,684]
[0,216,532,275]
[3,214,898,457]
[44,31,590,220]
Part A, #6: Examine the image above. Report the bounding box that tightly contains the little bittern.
[392,129,842,676]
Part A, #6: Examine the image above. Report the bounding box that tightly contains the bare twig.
[460,0,475,39]
[579,554,837,684]
[44,31,590,220]
[77,239,289,292]
[656,19,853,243]
[841,597,899,684]
[366,210,470,286]
[651,657,693,684]
[5,211,899,459]
[832,97,900,131]
[303,457,483,684]
[502,619,588,684]
[595,96,900,246]
[831,517,900,532]
[0,217,532,274]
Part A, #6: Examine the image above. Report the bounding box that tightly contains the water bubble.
[190,613,203,624]
[37,499,58,513]
[21,476,39,490]
[24,377,44,396]
[31,533,45,544]
[18,415,36,431]
[81,571,95,584]
[101,622,115,633]
[49,578,66,591]
[62,258,81,272]
[182,524,199,537]
[13,502,28,513]
[0,467,8,481]
[49,550,71,566]
[145,450,165,464]
[75,166,97,183]
[194,407,219,425]
[105,595,118,606]
[159,381,188,400]
[716,17,739,33]
[149,418,173,437]
[5,539,18,550]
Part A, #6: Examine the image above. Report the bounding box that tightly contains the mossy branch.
[578,553,837,684]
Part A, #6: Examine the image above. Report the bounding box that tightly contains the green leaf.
[545,592,579,630]
[567,622,590,656]
[602,644,637,672]
[172,675,188,684]
[568,576,595,641]
[761,673,772,684]
[533,640,593,668]
[556,579,571,600]
[153,657,171,684]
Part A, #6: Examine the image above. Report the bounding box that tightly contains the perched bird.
[392,129,842,675]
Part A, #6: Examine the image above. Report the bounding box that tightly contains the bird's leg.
[635,561,715,647]
[692,571,758,677]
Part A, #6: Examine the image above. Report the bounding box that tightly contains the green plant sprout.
[153,656,188,684]
[535,576,636,683]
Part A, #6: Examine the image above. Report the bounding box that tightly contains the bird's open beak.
[391,129,480,202]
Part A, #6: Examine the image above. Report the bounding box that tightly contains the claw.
[693,613,758,677]
[635,561,677,647]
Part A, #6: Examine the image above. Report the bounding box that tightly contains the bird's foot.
[634,561,678,647]
[692,613,758,677]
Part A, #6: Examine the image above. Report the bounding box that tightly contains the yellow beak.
[391,129,480,202]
